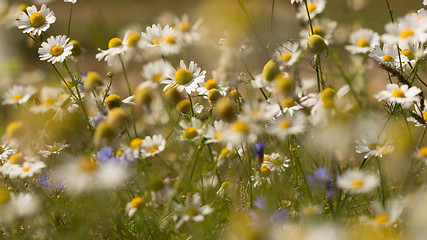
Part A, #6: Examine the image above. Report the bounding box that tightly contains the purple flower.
[254,141,267,163]
[38,170,65,192]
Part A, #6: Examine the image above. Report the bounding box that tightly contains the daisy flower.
[369,44,403,68]
[38,35,73,64]
[337,169,379,194]
[345,28,380,54]
[356,131,394,159]
[262,153,291,172]
[162,60,206,94]
[96,37,125,66]
[296,0,326,21]
[2,85,36,105]
[141,59,173,85]
[268,112,306,139]
[125,196,145,217]
[123,30,141,51]
[38,142,69,158]
[179,117,204,141]
[30,86,65,113]
[382,13,427,48]
[0,192,40,222]
[299,17,337,46]
[0,143,16,163]
[17,4,56,36]
[223,119,258,146]
[139,134,166,158]
[252,164,273,188]
[204,120,230,144]
[174,193,213,229]
[0,153,45,179]
[173,14,202,44]
[197,78,228,99]
[407,100,427,127]
[252,60,284,92]
[367,200,404,228]
[266,97,304,117]
[375,83,421,107]
[140,24,181,56]
[274,41,302,67]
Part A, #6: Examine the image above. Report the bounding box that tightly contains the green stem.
[266,0,275,49]
[187,93,195,116]
[67,3,73,37]
[418,126,427,148]
[119,55,138,137]
[303,0,314,35]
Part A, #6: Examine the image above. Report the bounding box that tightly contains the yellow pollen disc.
[108,38,123,48]
[281,98,295,108]
[352,179,364,188]
[205,79,218,90]
[357,38,370,47]
[281,53,292,63]
[79,157,97,172]
[49,146,59,152]
[185,207,200,217]
[44,99,55,107]
[232,121,248,133]
[418,147,427,157]
[423,112,427,122]
[29,12,46,28]
[260,165,272,177]
[183,127,198,139]
[127,32,141,47]
[174,68,193,85]
[273,158,283,165]
[382,54,395,62]
[263,156,270,162]
[22,166,31,172]
[130,197,144,209]
[400,29,414,39]
[308,3,317,13]
[391,89,405,98]
[151,37,162,45]
[150,145,159,153]
[12,94,23,101]
[180,21,191,32]
[280,119,292,129]
[401,49,415,60]
[375,213,389,224]
[165,36,175,44]
[312,26,324,37]
[321,88,336,102]
[9,153,25,165]
[50,46,64,57]
[215,132,223,139]
[368,142,381,150]
[153,73,163,82]
[130,138,142,149]
[221,148,231,158]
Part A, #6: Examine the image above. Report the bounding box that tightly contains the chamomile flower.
[96,37,125,66]
[369,44,403,67]
[179,117,204,141]
[268,112,306,139]
[140,24,181,56]
[296,0,326,21]
[274,41,302,67]
[337,169,379,194]
[2,85,36,105]
[141,59,173,85]
[139,134,166,158]
[38,35,73,64]
[408,100,427,127]
[17,4,55,36]
[252,164,273,188]
[223,119,257,146]
[174,193,213,229]
[1,153,45,179]
[345,28,380,54]
[173,14,202,44]
[367,200,403,228]
[162,60,206,94]
[356,131,394,159]
[30,86,64,113]
[299,17,337,46]
[382,13,427,48]
[123,30,141,51]
[38,142,69,158]
[1,192,40,222]
[204,120,230,144]
[125,196,145,217]
[266,97,304,117]
[197,78,228,99]
[375,83,421,107]
[0,143,16,163]
[263,153,291,172]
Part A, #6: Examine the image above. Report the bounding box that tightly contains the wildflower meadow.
[0,0,427,239]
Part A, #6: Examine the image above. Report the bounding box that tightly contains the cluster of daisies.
[0,0,427,238]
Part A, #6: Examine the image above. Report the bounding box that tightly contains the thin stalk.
[418,126,427,148]
[266,0,275,49]
[303,0,314,35]
[67,3,73,37]
[118,55,138,137]
[187,93,195,116]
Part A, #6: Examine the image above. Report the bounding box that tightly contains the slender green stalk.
[67,3,74,37]
[418,126,427,147]
[118,55,138,137]
[266,0,275,49]
[303,0,314,35]
[187,93,195,116]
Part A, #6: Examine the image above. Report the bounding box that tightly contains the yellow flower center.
[130,138,142,149]
[174,68,193,85]
[29,12,46,28]
[50,46,64,57]
[281,53,292,63]
[312,26,324,37]
[44,98,55,107]
[418,147,427,157]
[179,21,191,32]
[280,119,292,129]
[153,73,163,82]
[400,29,414,39]
[183,127,198,139]
[232,121,248,133]
[357,38,370,47]
[423,112,427,122]
[205,79,218,90]
[185,207,200,217]
[127,32,141,47]
[263,156,270,162]
[151,37,162,45]
[391,89,405,98]
[108,38,123,48]
[401,49,415,60]
[303,206,317,215]
[375,213,390,224]
[382,55,395,62]
[281,98,295,108]
[321,88,336,102]
[215,132,223,139]
[251,110,260,117]
[130,197,144,209]
[368,142,381,150]
[0,187,10,206]
[9,153,25,165]
[150,145,159,153]
[12,94,23,101]
[49,146,59,152]
[22,166,31,172]
[308,3,317,13]
[260,165,272,177]
[273,158,283,165]
[79,157,97,172]
[165,36,175,44]
[352,179,364,188]
[221,148,231,158]
[262,60,281,82]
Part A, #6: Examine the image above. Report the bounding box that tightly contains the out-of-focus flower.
[337,169,379,194]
